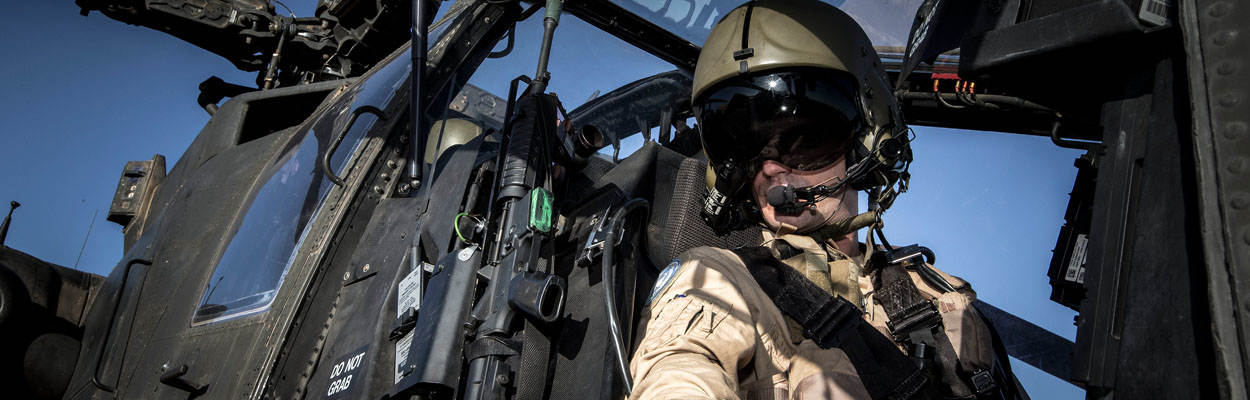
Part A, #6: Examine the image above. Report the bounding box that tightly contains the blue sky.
[1,1,1081,398]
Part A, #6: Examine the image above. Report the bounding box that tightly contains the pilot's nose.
[759,160,792,179]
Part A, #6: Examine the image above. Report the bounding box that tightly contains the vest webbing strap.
[873,257,975,399]
[731,246,927,400]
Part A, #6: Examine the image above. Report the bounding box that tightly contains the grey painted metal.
[973,300,1075,384]
[1180,0,1250,398]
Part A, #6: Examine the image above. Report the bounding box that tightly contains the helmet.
[425,118,484,164]
[693,0,911,229]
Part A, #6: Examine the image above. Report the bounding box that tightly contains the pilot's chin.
[761,206,805,228]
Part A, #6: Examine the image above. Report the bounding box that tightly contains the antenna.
[74,209,98,269]
[0,201,19,246]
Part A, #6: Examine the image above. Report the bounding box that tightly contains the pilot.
[629,0,1016,398]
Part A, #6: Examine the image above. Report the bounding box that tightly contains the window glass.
[464,12,674,159]
[607,0,924,50]
[192,42,414,325]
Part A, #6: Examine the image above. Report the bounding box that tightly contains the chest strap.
[872,252,994,399]
[731,246,927,400]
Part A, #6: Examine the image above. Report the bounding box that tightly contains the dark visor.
[696,69,864,175]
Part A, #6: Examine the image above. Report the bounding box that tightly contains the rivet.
[1224,122,1246,140]
[1208,1,1232,18]
[1232,193,1250,209]
[343,271,351,280]
[1219,93,1241,107]
[1213,31,1238,47]
[1229,157,1249,174]
[1217,61,1239,76]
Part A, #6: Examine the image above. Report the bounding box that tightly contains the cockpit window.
[192,43,412,326]
[609,0,924,49]
[464,11,674,159]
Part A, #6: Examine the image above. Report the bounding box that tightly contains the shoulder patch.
[646,259,682,306]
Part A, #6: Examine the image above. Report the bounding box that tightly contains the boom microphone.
[765,182,846,215]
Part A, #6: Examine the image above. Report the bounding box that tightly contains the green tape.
[545,0,563,21]
[528,188,553,233]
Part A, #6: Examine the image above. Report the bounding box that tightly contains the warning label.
[1065,234,1089,284]
[324,346,369,399]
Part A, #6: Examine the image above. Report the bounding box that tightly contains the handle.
[322,105,388,187]
[91,258,153,393]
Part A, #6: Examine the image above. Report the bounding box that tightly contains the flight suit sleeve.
[629,247,763,400]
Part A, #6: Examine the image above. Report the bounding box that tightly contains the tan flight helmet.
[424,118,484,164]
[694,0,911,232]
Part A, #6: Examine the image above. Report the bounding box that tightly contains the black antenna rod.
[0,201,18,247]
[408,0,430,190]
[529,0,563,94]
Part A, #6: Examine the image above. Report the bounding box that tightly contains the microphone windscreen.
[766,186,795,207]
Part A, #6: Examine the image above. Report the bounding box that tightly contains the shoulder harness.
[733,244,1021,400]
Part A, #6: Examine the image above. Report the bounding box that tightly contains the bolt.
[1219,92,1241,108]
[387,160,398,169]
[1216,61,1239,76]
[363,264,371,272]
[398,183,411,194]
[1208,1,1232,18]
[1232,193,1250,210]
[1225,122,1247,140]
[1213,31,1238,47]
[373,185,384,194]
[381,172,391,181]
[399,135,408,144]
[1229,157,1248,174]
[496,374,510,384]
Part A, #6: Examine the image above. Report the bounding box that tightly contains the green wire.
[454,212,471,243]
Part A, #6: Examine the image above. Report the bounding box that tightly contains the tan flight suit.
[629,232,995,399]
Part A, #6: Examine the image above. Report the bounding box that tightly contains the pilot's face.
[752,158,857,233]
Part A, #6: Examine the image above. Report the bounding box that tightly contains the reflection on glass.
[192,51,405,326]
[608,0,923,48]
[193,132,327,325]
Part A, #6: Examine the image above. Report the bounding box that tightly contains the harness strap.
[732,246,927,400]
[515,317,553,399]
[872,255,976,398]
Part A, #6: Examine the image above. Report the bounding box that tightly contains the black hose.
[602,198,649,396]
[1049,120,1099,150]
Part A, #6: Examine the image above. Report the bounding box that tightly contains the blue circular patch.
[646,259,682,306]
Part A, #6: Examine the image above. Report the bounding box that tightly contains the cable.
[454,212,481,243]
[602,198,649,396]
[270,0,295,17]
[933,80,967,109]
